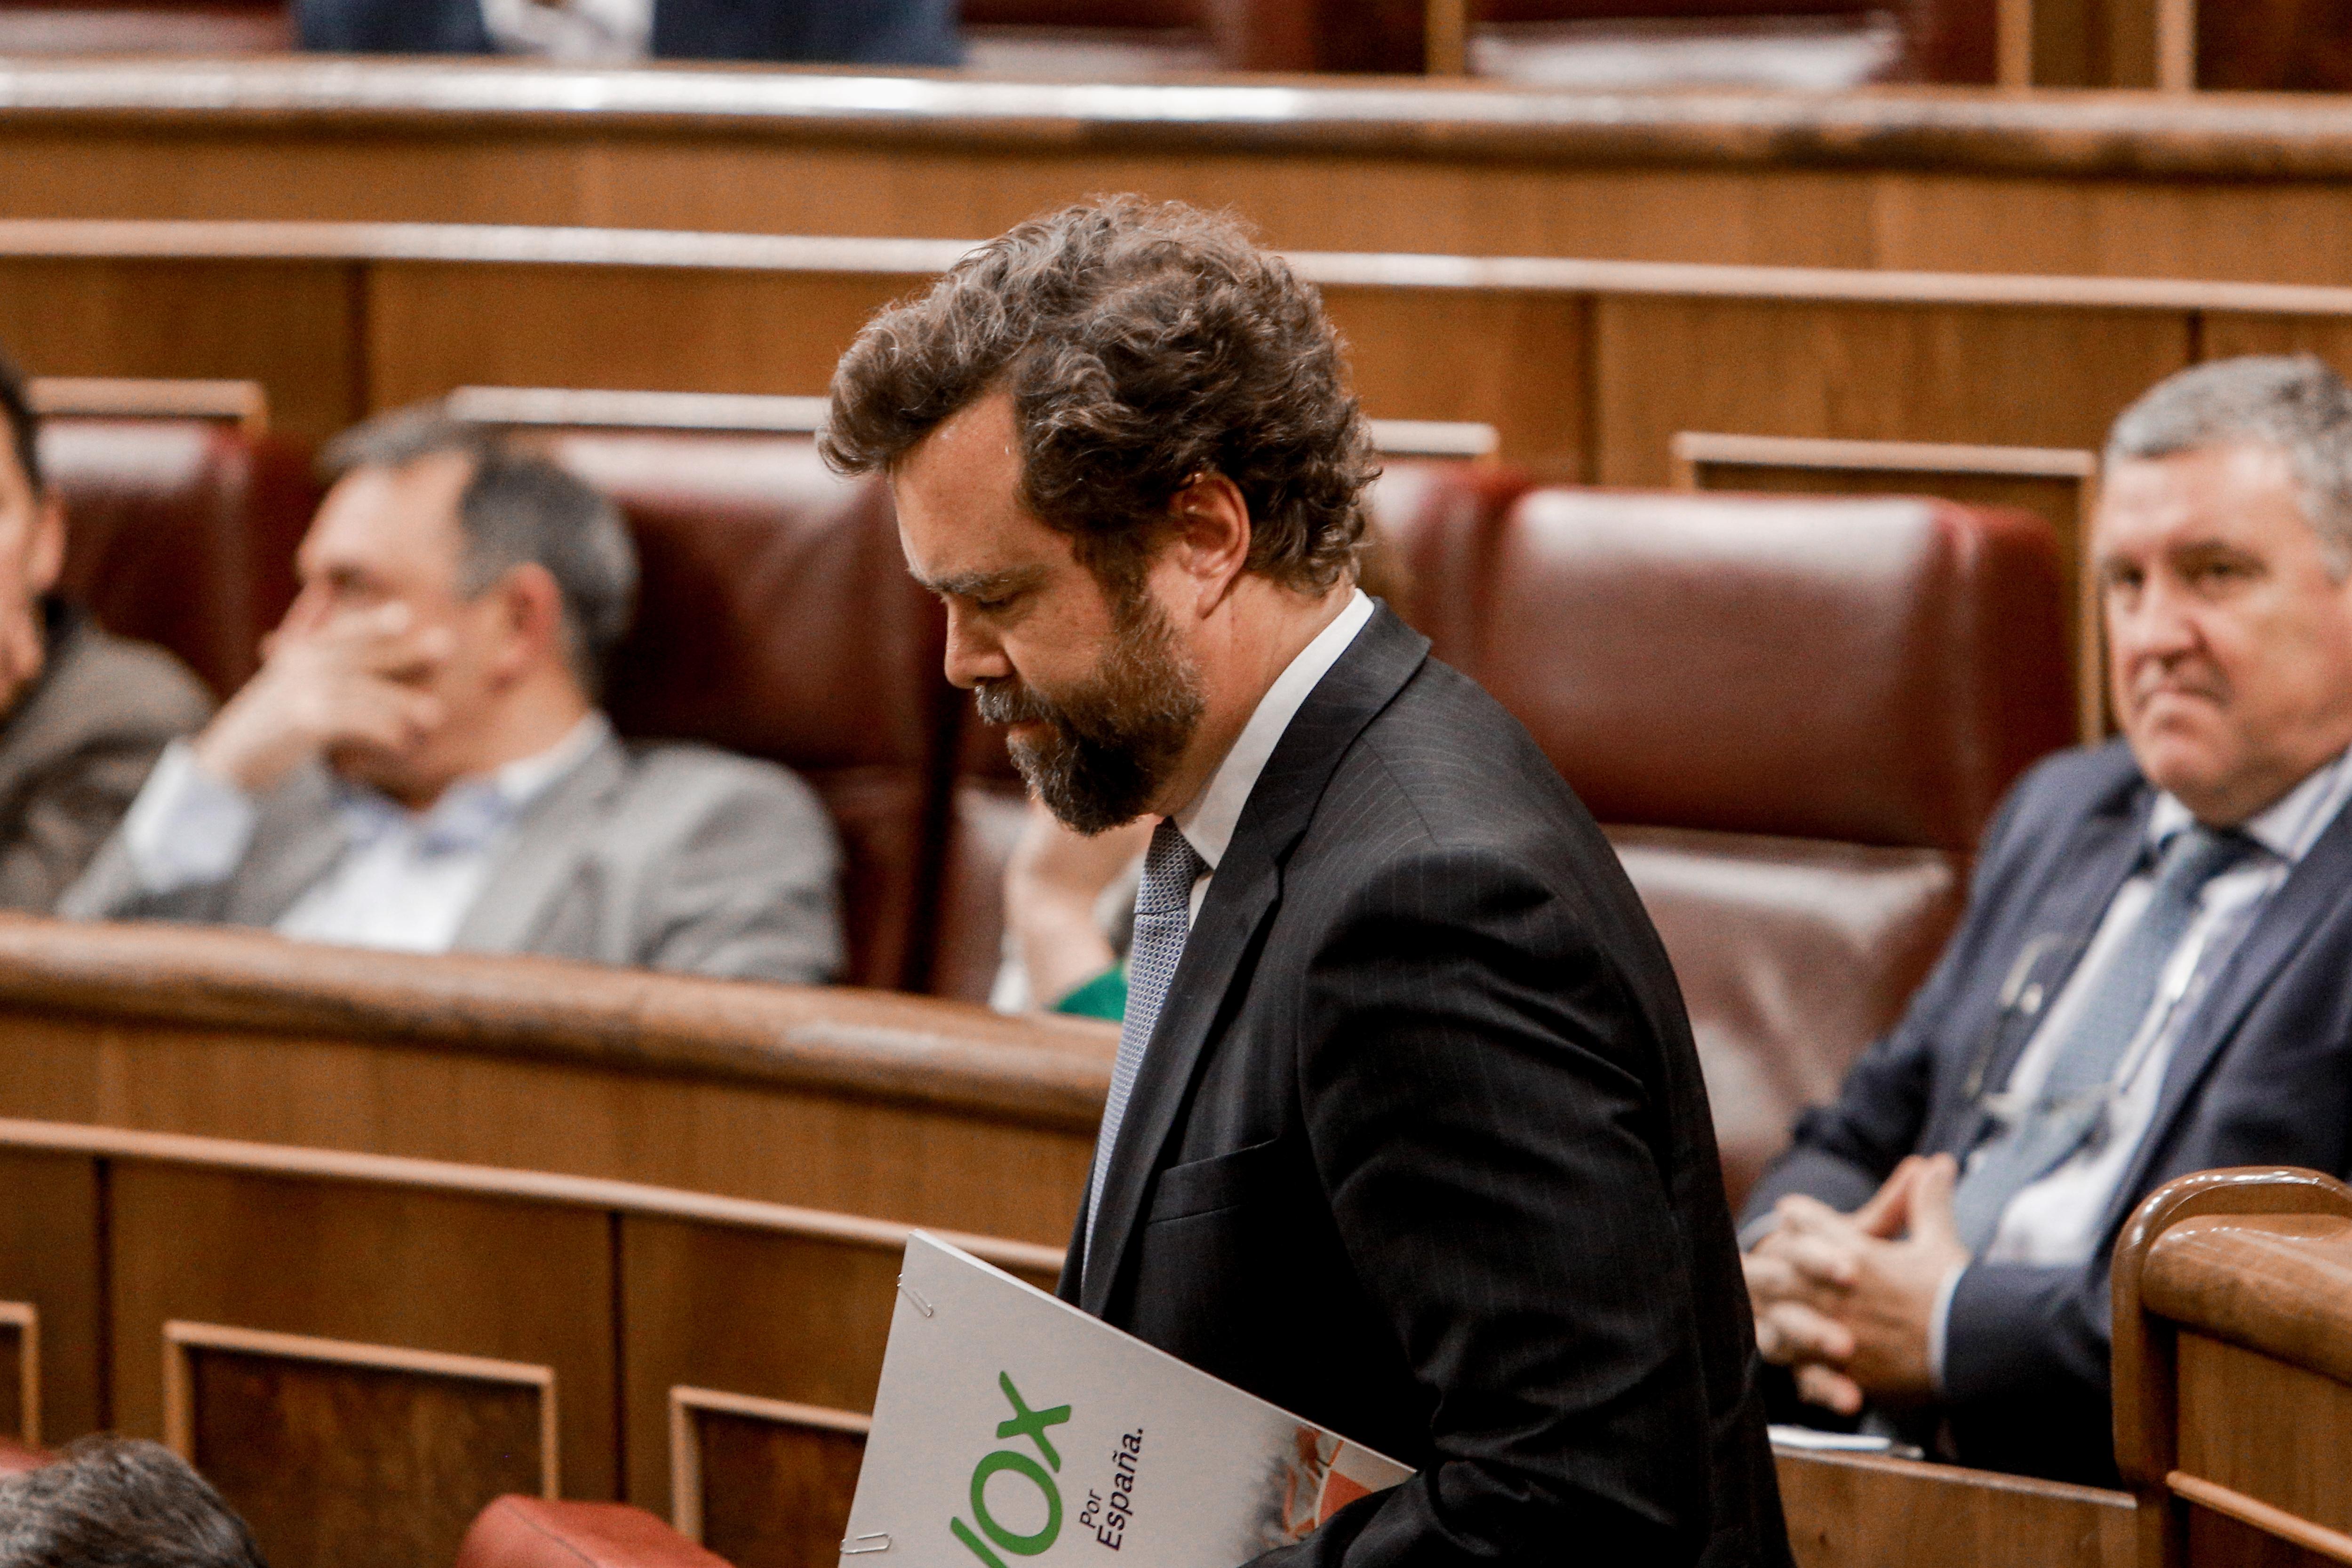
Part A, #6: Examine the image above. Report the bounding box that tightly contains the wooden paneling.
[0,258,360,445]
[0,1149,99,1442]
[0,1116,1063,1552]
[1593,296,2189,488]
[21,63,2352,285]
[1318,287,1590,479]
[670,1390,869,1568]
[0,918,1110,1247]
[2175,1332,2352,1542]
[365,263,917,414]
[620,1215,1060,1520]
[105,1164,616,1508]
[6,219,2349,484]
[166,1323,556,1568]
[2202,313,2352,374]
[0,1301,34,1445]
[1773,1447,2136,1568]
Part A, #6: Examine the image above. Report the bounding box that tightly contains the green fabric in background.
[1052,966,1129,1022]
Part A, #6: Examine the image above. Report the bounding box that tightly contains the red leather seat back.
[1476,488,2071,853]
[455,1497,731,1568]
[41,417,316,698]
[1609,827,1961,1209]
[543,433,954,992]
[1362,459,1528,668]
[0,1437,52,1476]
[1464,487,2068,1208]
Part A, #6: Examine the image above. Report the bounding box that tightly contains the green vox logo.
[951,1371,1071,1566]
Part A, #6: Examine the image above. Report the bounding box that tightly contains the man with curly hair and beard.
[825,198,1790,1567]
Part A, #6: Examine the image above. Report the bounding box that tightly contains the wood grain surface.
[11,63,2352,283]
[0,1117,1063,1564]
[1773,1445,2135,1568]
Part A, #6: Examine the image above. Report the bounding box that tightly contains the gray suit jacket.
[62,730,844,985]
[0,601,212,913]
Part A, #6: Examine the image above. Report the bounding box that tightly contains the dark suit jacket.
[1743,738,2352,1485]
[1063,606,1790,1567]
[0,601,210,913]
[295,0,960,64]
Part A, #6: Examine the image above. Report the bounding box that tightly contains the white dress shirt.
[1169,589,1375,927]
[478,0,654,61]
[1924,745,2352,1383]
[120,713,612,955]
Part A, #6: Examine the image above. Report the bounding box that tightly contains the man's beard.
[976,594,1204,835]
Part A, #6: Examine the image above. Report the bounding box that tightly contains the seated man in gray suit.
[63,412,844,985]
[0,352,213,910]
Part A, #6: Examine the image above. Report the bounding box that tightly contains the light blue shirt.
[120,713,610,955]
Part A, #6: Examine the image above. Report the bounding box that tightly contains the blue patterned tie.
[1084,818,1208,1263]
[1952,824,2258,1252]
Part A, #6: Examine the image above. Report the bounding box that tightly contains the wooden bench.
[0,916,1114,1251]
[2114,1166,2352,1568]
[0,61,2346,283]
[0,1115,1060,1568]
[10,216,2352,477]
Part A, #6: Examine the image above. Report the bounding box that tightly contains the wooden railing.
[12,217,2352,476]
[6,61,2352,284]
[0,915,1113,1248]
[0,1115,1060,1568]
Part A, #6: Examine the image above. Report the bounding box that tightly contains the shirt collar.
[2147,743,2352,866]
[1172,589,1375,873]
[335,711,611,853]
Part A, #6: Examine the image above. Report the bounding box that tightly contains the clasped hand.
[1742,1153,1969,1416]
[192,601,453,794]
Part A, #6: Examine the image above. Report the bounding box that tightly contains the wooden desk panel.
[20,220,2352,481]
[1774,1447,2135,1568]
[0,919,1112,1248]
[0,1117,1063,1562]
[19,63,2352,285]
[0,255,362,445]
[1595,295,2188,488]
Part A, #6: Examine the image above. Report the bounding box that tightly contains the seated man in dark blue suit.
[1743,353,2352,1485]
[296,0,958,65]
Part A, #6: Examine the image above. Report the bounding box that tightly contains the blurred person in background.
[0,352,212,912]
[296,0,958,65]
[1744,355,2352,1482]
[62,410,842,984]
[0,1435,268,1568]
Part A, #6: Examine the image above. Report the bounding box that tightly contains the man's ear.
[24,494,64,599]
[1164,473,1252,616]
[492,561,570,684]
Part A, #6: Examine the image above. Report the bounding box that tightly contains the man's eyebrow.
[917,565,1048,598]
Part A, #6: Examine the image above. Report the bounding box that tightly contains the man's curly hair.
[821,197,1375,595]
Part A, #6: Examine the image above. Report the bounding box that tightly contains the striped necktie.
[1951,823,2258,1253]
[1084,818,1208,1265]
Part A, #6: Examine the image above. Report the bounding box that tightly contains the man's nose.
[942,607,1013,691]
[2112,576,2201,666]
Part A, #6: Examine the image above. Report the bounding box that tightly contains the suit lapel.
[2100,794,2352,1234]
[452,735,630,955]
[1078,607,1430,1313]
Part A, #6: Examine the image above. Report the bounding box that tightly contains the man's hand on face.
[192,602,452,795]
[1743,1154,1970,1416]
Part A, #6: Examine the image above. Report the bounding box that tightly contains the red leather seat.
[454,1497,731,1568]
[0,2,291,54]
[0,1437,53,1475]
[40,417,318,699]
[1469,487,2072,1205]
[543,433,957,993]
